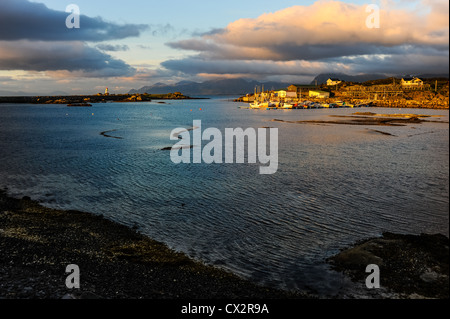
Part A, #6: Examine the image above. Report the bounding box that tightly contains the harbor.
[236,77,450,110]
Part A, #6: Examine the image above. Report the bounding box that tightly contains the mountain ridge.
[129,79,290,96]
[129,73,449,96]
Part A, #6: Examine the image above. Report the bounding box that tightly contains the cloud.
[0,0,148,42]
[137,45,152,50]
[162,58,338,76]
[0,76,14,82]
[150,24,176,37]
[0,0,145,78]
[96,44,130,52]
[0,41,135,77]
[163,0,449,79]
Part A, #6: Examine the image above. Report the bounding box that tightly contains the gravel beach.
[0,190,306,300]
[1,190,448,300]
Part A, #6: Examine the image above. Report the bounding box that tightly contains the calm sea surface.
[0,98,448,297]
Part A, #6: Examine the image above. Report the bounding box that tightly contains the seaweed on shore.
[0,191,305,299]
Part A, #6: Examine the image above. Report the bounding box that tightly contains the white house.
[327,78,342,86]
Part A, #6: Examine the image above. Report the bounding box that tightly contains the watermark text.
[366,4,380,29]
[66,4,80,29]
[170,120,279,175]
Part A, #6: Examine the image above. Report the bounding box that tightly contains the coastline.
[0,93,204,105]
[1,190,448,300]
[234,97,449,110]
[0,190,305,300]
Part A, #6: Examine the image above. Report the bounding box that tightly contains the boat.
[249,101,262,109]
[250,101,271,109]
[249,86,268,109]
[280,103,294,109]
[269,101,279,108]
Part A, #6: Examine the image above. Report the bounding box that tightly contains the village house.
[288,85,300,92]
[286,91,298,99]
[327,78,343,86]
[288,84,317,99]
[272,90,297,100]
[309,90,330,99]
[401,77,424,89]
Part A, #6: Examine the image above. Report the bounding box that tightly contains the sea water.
[0,97,448,297]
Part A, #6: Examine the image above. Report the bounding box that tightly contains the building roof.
[310,90,330,94]
[402,77,422,81]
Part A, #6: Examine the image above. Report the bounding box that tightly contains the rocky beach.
[1,190,448,300]
[0,190,305,300]
[329,233,449,299]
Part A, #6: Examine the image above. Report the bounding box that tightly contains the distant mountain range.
[128,79,289,96]
[129,73,449,96]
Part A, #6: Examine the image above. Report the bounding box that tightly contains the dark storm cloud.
[0,0,145,77]
[168,40,408,62]
[0,41,136,77]
[0,0,148,42]
[161,57,332,76]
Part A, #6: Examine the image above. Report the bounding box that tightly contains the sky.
[0,0,448,95]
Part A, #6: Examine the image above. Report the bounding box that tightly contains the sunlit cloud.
[163,0,449,79]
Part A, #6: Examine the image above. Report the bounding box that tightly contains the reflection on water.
[0,100,448,297]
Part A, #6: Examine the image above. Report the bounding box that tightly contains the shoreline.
[1,190,448,299]
[234,97,449,110]
[0,190,306,300]
[0,94,205,105]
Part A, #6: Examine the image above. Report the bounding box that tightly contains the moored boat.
[280,103,294,109]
